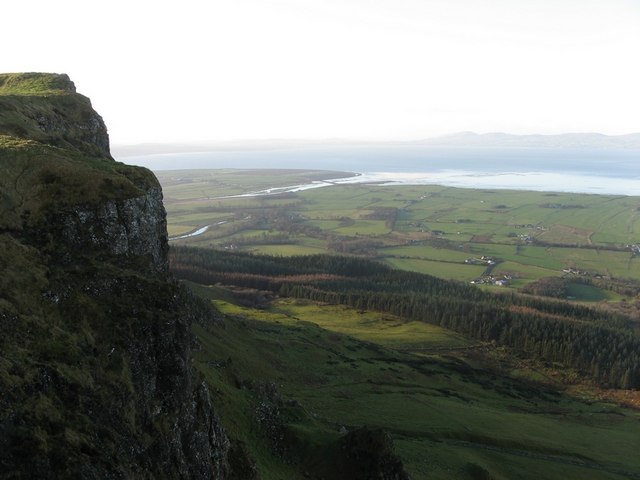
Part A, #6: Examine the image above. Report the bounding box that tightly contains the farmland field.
[158,169,640,300]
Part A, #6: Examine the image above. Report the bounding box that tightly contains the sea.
[118,145,640,196]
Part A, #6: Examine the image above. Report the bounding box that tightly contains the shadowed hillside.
[0,73,411,480]
[0,73,231,478]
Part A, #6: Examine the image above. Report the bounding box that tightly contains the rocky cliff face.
[59,186,169,273]
[0,73,230,478]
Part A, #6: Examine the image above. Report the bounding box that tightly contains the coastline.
[120,146,640,197]
[174,170,640,198]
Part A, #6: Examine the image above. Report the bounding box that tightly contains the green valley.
[164,187,640,477]
[182,277,640,479]
[4,71,640,479]
[160,169,640,303]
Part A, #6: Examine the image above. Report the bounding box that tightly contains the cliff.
[0,74,230,478]
[0,73,110,157]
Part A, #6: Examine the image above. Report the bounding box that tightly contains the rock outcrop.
[0,73,111,157]
[58,186,169,273]
[337,428,411,480]
[0,73,230,478]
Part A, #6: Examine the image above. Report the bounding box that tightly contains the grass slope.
[187,282,640,480]
[0,72,157,230]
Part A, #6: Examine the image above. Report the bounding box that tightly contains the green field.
[160,169,640,301]
[383,257,486,281]
[187,283,640,480]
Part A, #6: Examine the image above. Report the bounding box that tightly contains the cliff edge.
[0,73,229,478]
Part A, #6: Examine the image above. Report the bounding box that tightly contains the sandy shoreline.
[206,170,640,197]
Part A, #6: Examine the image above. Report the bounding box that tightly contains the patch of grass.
[189,285,640,480]
[248,244,328,256]
[565,283,622,302]
[0,72,75,95]
[0,143,157,230]
[243,298,473,350]
[381,245,471,263]
[383,257,486,281]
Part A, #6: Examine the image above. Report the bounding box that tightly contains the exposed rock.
[337,427,411,480]
[0,73,230,478]
[58,186,169,273]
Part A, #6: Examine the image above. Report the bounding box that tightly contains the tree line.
[170,246,640,389]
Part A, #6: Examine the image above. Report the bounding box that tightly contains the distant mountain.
[111,138,366,157]
[419,131,640,149]
[113,132,640,158]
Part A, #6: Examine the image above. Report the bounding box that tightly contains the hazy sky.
[4,0,639,144]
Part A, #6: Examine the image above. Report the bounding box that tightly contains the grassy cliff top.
[0,72,110,156]
[0,73,158,228]
[0,72,77,96]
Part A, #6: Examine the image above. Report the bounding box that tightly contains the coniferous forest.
[170,247,640,389]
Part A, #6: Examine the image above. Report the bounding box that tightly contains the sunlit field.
[161,169,640,301]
